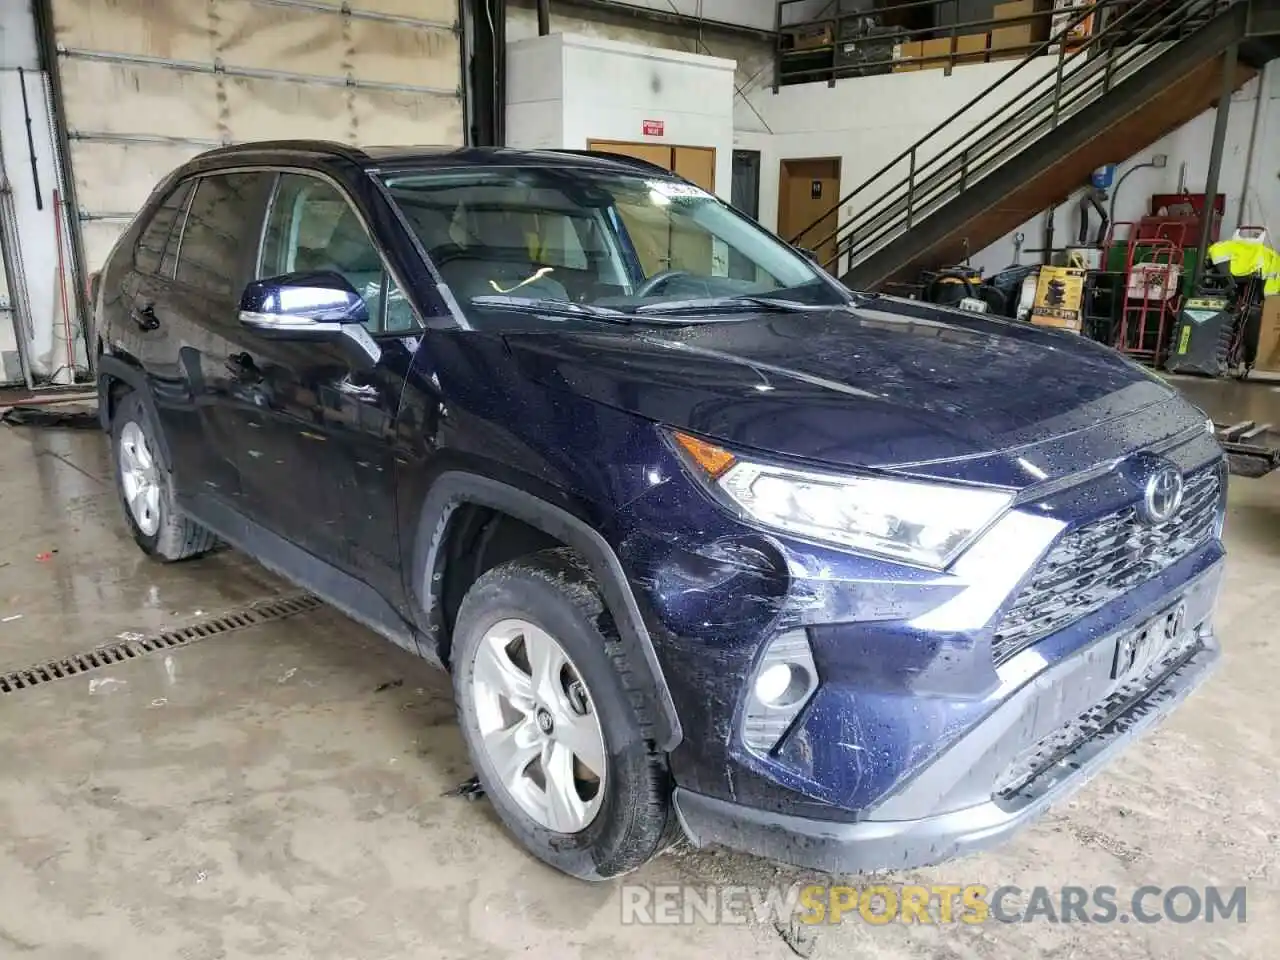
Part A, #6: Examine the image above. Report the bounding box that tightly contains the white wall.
[971,64,1280,274]
[507,4,774,126]
[505,32,566,148]
[0,0,41,384]
[507,33,737,201]
[1,0,83,385]
[734,58,1061,237]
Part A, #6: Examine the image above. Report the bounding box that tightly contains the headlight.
[673,431,1012,569]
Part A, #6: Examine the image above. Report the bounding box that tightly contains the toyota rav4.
[94,141,1225,880]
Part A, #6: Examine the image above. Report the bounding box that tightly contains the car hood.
[503,297,1201,489]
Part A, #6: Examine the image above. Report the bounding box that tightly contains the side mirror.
[239,270,369,336]
[793,245,820,264]
[239,271,380,368]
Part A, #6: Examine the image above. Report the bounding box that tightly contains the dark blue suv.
[94,141,1225,881]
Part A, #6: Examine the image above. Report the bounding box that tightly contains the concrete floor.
[0,387,1276,959]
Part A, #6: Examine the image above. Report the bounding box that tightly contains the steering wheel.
[634,269,693,298]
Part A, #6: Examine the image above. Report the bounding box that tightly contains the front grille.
[991,465,1221,663]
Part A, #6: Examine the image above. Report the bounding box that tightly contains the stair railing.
[785,0,1235,276]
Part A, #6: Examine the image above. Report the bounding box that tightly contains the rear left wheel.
[111,390,217,561]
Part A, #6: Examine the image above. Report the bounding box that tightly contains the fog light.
[754,663,811,708]
[743,630,819,754]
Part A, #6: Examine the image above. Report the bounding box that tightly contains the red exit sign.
[642,119,664,137]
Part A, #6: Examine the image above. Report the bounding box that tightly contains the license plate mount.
[1111,600,1188,683]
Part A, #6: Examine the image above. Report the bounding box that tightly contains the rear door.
[119,177,203,497]
[163,170,276,509]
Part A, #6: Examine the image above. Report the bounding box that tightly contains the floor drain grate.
[0,593,323,695]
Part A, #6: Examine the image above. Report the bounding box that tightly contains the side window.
[260,173,416,333]
[133,180,193,277]
[175,172,270,297]
[384,276,416,334]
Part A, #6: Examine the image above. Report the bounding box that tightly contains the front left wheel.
[111,389,217,561]
[451,548,674,880]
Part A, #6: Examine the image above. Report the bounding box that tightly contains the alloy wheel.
[119,421,161,537]
[470,618,608,833]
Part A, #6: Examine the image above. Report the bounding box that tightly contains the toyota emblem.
[1142,465,1184,525]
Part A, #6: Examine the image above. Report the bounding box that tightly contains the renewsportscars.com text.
[620,884,1248,926]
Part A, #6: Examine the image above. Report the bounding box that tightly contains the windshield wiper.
[632,295,833,315]
[469,295,631,323]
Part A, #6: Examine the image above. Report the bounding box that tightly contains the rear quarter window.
[133,180,194,277]
[175,172,273,297]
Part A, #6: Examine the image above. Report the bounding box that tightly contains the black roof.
[195,140,677,177]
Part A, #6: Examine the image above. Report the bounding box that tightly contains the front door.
[232,171,416,607]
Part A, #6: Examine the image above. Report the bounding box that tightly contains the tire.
[110,389,217,562]
[452,547,673,880]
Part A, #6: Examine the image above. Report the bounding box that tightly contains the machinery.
[1165,273,1245,377]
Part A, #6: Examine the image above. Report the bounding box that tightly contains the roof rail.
[548,149,677,178]
[197,139,372,164]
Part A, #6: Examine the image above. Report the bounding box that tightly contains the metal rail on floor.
[1215,421,1280,478]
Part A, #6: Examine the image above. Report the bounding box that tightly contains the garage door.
[49,0,464,272]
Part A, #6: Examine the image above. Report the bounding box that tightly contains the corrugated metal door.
[48,0,464,271]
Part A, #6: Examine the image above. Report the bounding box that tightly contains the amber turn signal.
[673,431,736,479]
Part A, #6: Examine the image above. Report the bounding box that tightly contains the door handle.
[130,301,159,331]
[225,352,261,383]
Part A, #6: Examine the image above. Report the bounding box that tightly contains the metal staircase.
[786,0,1280,291]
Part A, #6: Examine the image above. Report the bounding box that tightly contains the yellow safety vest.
[1208,239,1280,297]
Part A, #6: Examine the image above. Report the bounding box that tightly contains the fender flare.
[96,354,174,471]
[412,472,683,751]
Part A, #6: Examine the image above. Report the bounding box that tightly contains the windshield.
[379,167,846,325]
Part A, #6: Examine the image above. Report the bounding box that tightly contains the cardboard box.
[1255,296,1280,373]
[1030,266,1086,332]
[918,33,990,69]
[955,32,990,64]
[994,0,1050,19]
[788,23,834,51]
[893,41,922,72]
[991,0,1051,59]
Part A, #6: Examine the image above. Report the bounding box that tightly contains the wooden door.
[586,140,674,170]
[779,158,841,274]
[585,140,719,279]
[587,140,674,275]
[671,147,716,274]
[672,146,716,193]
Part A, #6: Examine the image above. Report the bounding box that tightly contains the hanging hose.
[1089,192,1110,247]
[1108,161,1158,229]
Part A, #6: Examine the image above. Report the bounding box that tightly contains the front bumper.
[673,567,1222,873]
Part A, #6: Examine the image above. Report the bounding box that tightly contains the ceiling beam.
[512,0,777,43]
